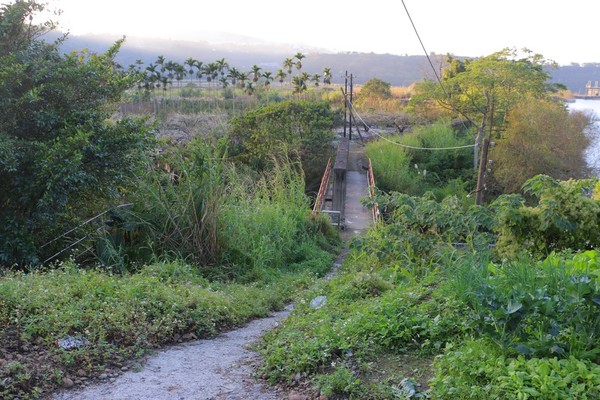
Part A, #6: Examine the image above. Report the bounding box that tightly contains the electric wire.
[400,0,480,125]
[345,94,475,151]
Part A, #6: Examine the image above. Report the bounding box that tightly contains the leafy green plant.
[0,3,154,267]
[227,99,335,192]
[0,248,334,399]
[314,365,365,398]
[450,250,600,359]
[430,339,600,399]
[492,175,600,258]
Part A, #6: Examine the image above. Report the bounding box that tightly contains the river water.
[568,99,600,174]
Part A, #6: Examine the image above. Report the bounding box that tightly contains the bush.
[431,339,600,399]
[0,7,153,267]
[492,175,600,258]
[227,100,335,192]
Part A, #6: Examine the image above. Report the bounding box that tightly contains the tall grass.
[126,139,336,281]
[365,123,474,196]
[218,158,317,281]
[128,139,224,266]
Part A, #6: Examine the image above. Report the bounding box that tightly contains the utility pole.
[475,101,495,205]
[343,71,348,138]
[349,73,353,140]
[475,137,490,205]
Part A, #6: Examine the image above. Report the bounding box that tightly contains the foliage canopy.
[0,1,153,266]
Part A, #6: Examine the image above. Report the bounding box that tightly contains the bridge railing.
[313,157,332,213]
[367,158,380,223]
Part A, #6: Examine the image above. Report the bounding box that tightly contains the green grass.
[365,123,474,197]
[0,247,335,399]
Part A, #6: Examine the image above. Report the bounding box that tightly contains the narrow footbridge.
[313,137,379,234]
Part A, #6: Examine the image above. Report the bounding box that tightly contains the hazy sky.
[52,0,599,65]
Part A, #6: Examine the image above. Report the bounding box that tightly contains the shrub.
[431,339,600,399]
[492,175,600,258]
[227,100,335,192]
[365,123,474,195]
[450,250,600,360]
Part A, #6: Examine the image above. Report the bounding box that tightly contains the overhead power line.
[400,0,477,126]
[346,96,475,151]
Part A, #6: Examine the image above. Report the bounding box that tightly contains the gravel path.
[51,138,372,400]
[51,307,291,400]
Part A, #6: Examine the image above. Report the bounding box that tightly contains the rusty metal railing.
[367,158,380,223]
[313,157,332,213]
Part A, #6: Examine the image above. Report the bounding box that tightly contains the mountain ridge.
[53,32,600,92]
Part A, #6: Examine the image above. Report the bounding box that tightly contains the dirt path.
[52,308,292,400]
[51,139,372,400]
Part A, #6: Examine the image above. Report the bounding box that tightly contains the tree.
[215,57,228,77]
[412,48,561,168]
[0,1,153,266]
[283,57,294,86]
[283,57,294,75]
[492,99,590,192]
[360,78,392,99]
[322,67,332,86]
[294,52,305,71]
[185,57,197,83]
[228,67,240,86]
[195,60,204,82]
[276,68,287,87]
[292,73,308,95]
[262,71,273,88]
[250,64,262,83]
[227,100,336,191]
[311,73,320,87]
[0,0,59,56]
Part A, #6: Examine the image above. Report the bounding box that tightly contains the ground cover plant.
[0,129,341,398]
[0,251,335,398]
[260,180,600,399]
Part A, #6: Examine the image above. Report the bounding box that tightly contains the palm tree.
[228,67,240,86]
[185,57,198,83]
[244,81,255,95]
[160,75,170,96]
[219,76,229,88]
[216,57,229,77]
[323,67,332,86]
[237,72,249,89]
[311,73,321,87]
[262,71,273,89]
[203,63,218,87]
[283,57,294,76]
[156,55,166,74]
[292,74,307,95]
[195,61,205,85]
[294,52,305,71]
[250,64,262,83]
[145,63,160,91]
[275,68,287,88]
[174,63,186,87]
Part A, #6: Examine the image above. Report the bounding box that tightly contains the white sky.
[50,0,600,65]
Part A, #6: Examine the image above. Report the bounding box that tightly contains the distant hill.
[548,63,600,94]
[52,33,599,91]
